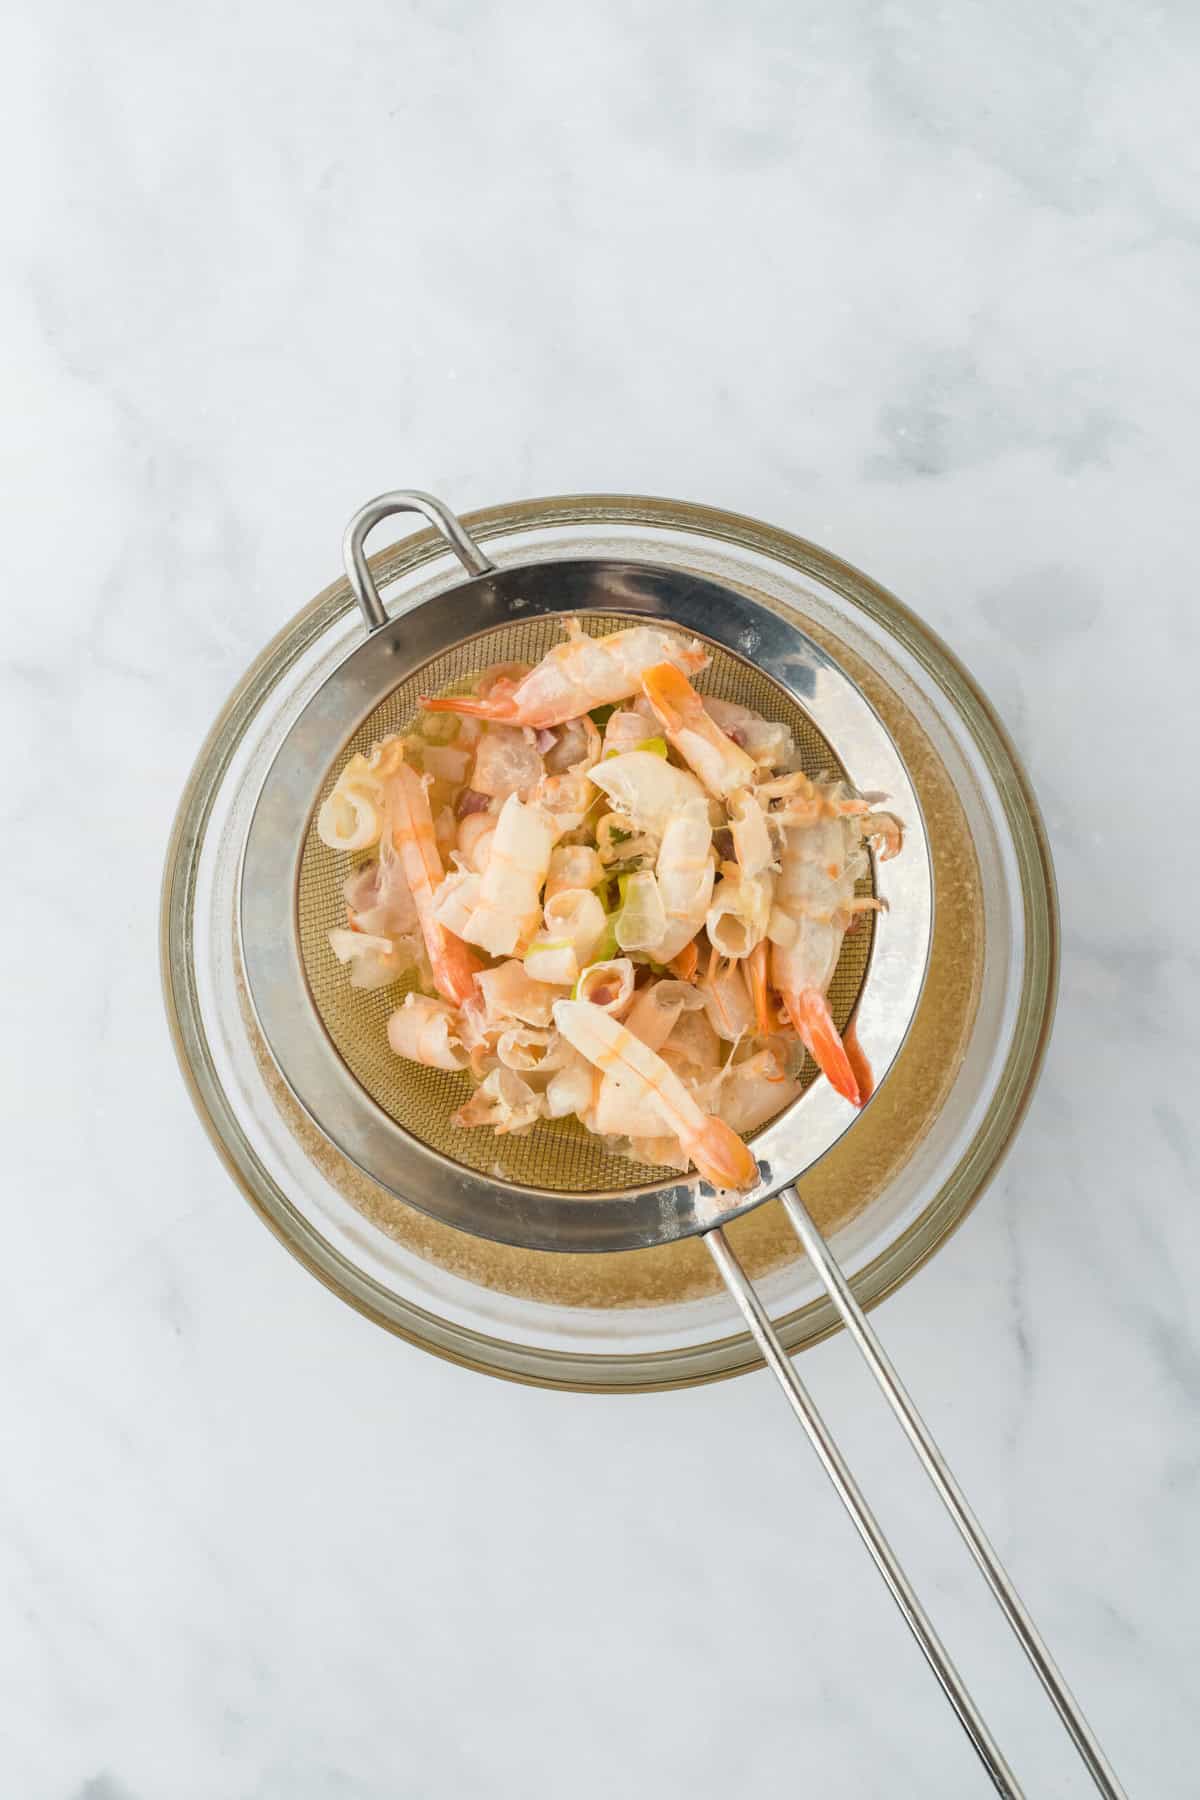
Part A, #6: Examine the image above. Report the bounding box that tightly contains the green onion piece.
[592,917,621,965]
[633,736,669,758]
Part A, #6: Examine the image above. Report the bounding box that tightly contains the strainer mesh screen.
[297,614,876,1192]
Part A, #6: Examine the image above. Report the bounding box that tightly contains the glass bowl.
[161,494,1057,1391]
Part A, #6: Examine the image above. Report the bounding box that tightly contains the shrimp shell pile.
[316,621,903,1192]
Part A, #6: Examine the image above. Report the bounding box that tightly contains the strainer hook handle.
[344,490,496,632]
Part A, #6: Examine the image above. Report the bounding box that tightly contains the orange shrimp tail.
[842,1016,875,1105]
[788,988,862,1107]
[688,1114,758,1190]
[433,928,485,1008]
[420,692,517,722]
[641,660,700,728]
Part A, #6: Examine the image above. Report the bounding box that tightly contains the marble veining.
[3,1,1199,1795]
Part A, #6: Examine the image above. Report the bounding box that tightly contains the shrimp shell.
[422,745,472,785]
[652,798,715,963]
[575,958,636,1017]
[589,752,712,841]
[593,1065,671,1141]
[640,663,758,799]
[327,928,410,991]
[476,960,567,1028]
[596,812,658,868]
[342,858,418,939]
[470,725,544,801]
[625,979,707,1053]
[545,844,605,899]
[384,761,483,1007]
[701,955,757,1042]
[461,794,558,957]
[662,1005,723,1076]
[713,1047,800,1136]
[621,1135,692,1174]
[552,1000,757,1189]
[544,1053,594,1120]
[431,865,481,938]
[452,1067,543,1135]
[524,888,607,987]
[728,788,775,880]
[532,770,596,836]
[422,626,709,730]
[456,810,497,874]
[602,709,656,757]
[706,868,773,960]
[496,1027,570,1075]
[769,812,880,1106]
[317,753,385,852]
[386,994,469,1071]
[703,698,795,771]
[614,870,668,954]
[545,713,601,774]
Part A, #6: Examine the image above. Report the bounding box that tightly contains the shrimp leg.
[747,939,774,1036]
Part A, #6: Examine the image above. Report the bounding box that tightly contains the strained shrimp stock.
[316,623,904,1187]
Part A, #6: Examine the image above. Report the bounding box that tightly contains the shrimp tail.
[640,660,696,730]
[842,1015,875,1105]
[420,692,517,722]
[788,987,862,1107]
[434,928,485,1007]
[747,939,773,1035]
[684,1113,759,1190]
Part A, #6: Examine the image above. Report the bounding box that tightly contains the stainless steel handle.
[707,1196,1128,1797]
[706,1226,1024,1798]
[343,489,495,632]
[777,1186,1128,1798]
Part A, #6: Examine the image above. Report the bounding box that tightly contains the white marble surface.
[3,3,1198,1795]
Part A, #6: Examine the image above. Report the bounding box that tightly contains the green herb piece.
[591,916,621,965]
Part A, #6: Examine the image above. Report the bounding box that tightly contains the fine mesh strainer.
[240,491,1125,1799]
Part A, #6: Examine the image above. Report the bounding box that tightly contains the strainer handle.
[707,1198,1127,1799]
[343,490,496,631]
[775,1186,1128,1798]
[706,1225,1024,1798]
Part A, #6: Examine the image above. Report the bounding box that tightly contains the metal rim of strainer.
[238,500,934,1256]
